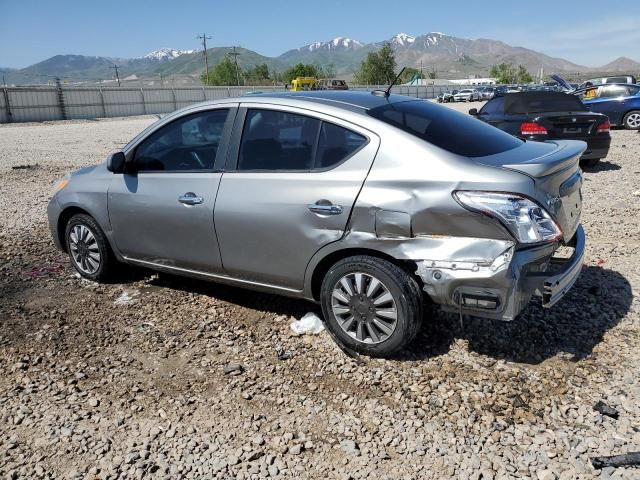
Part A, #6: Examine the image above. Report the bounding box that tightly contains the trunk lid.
[533,111,607,138]
[474,140,585,241]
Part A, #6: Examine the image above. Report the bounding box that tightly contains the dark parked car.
[470,92,611,167]
[580,84,640,130]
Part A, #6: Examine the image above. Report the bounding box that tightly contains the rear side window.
[239,110,320,170]
[504,93,587,113]
[368,100,522,157]
[316,123,366,168]
[238,109,367,171]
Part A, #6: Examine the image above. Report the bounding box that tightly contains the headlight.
[53,174,70,193]
[454,191,562,243]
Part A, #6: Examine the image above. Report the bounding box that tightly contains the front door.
[214,106,379,290]
[108,107,235,273]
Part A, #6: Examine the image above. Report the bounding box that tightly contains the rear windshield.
[368,100,522,157]
[504,93,587,114]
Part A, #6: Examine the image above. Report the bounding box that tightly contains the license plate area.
[563,127,582,134]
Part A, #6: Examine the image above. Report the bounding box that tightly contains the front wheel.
[65,213,116,282]
[623,110,640,130]
[320,256,423,357]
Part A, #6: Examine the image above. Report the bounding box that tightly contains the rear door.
[214,104,379,290]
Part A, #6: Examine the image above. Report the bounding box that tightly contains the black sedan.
[470,92,611,167]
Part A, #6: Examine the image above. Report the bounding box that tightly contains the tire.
[622,110,640,130]
[580,158,600,168]
[64,213,116,282]
[320,255,423,357]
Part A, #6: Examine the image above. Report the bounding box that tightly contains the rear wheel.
[65,213,116,282]
[320,255,423,357]
[623,110,640,130]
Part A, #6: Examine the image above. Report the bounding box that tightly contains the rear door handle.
[307,202,343,215]
[178,192,204,205]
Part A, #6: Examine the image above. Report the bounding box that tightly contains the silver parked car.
[48,91,585,357]
[453,88,481,102]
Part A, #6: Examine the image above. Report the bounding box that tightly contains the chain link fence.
[0,84,458,123]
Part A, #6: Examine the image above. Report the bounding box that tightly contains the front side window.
[481,97,504,115]
[600,85,637,98]
[135,109,229,172]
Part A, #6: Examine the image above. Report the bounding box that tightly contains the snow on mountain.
[422,32,447,46]
[142,48,196,61]
[389,33,416,47]
[306,37,364,52]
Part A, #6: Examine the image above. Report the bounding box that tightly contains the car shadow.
[582,161,621,173]
[120,264,631,366]
[401,265,632,364]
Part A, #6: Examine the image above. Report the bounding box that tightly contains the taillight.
[520,122,548,136]
[597,121,610,133]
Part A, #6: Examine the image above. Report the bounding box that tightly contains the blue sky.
[1,0,638,68]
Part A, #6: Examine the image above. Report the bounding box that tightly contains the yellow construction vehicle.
[290,77,318,91]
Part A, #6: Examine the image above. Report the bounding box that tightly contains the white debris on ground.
[114,290,139,305]
[290,312,325,335]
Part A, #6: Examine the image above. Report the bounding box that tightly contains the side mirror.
[468,108,478,116]
[106,151,126,173]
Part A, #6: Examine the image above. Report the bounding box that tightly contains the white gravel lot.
[0,105,639,480]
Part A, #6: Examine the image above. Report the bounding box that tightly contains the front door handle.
[307,201,343,215]
[178,192,204,206]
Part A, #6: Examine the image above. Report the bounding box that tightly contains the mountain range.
[3,32,639,85]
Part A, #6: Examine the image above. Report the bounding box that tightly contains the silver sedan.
[48,91,585,357]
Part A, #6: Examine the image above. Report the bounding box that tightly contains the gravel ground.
[1,107,639,480]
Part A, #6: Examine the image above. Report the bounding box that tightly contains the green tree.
[516,64,533,84]
[283,63,320,84]
[354,42,397,85]
[490,62,533,84]
[245,63,270,84]
[201,56,238,86]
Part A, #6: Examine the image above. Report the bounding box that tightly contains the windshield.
[504,93,587,114]
[368,100,523,157]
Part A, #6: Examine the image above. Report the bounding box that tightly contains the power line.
[197,33,212,84]
[109,64,121,87]
[227,47,241,86]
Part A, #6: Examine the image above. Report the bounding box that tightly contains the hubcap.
[331,272,398,344]
[69,224,101,275]
[627,113,640,128]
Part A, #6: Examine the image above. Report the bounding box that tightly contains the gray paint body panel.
[48,91,586,322]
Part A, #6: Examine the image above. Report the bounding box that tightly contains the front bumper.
[47,195,64,251]
[415,225,585,321]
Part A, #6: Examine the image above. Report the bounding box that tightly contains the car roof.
[236,90,416,112]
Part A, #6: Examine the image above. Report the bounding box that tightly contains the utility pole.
[227,46,241,86]
[197,33,212,85]
[110,64,121,86]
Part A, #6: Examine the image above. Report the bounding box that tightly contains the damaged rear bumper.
[415,225,585,321]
